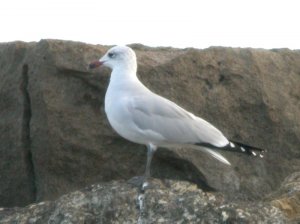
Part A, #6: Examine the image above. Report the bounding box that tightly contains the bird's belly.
[105,102,165,145]
[105,100,139,142]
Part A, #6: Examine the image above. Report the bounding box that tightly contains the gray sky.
[1,0,299,49]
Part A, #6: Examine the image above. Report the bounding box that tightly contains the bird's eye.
[108,52,116,58]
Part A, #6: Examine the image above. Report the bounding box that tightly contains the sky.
[1,0,299,49]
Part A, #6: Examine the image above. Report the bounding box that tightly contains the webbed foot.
[128,176,152,192]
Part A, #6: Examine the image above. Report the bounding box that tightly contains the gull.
[89,45,265,188]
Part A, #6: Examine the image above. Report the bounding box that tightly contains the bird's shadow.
[151,148,216,192]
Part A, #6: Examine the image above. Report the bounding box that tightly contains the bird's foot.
[127,176,152,193]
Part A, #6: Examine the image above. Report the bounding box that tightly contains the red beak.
[89,60,103,69]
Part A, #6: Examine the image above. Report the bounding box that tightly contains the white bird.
[89,45,265,188]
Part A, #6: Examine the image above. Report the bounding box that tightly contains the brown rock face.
[0,40,299,209]
[0,42,36,206]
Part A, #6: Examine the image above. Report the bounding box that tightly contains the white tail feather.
[203,148,231,165]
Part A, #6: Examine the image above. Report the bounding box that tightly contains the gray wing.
[128,93,229,147]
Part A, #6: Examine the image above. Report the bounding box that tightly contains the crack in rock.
[21,64,37,202]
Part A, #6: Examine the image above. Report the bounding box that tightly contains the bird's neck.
[110,64,139,84]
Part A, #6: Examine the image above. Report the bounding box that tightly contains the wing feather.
[128,93,229,147]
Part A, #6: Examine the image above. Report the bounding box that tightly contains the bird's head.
[89,45,137,71]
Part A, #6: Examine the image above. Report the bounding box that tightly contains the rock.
[0,42,36,206]
[268,172,300,222]
[0,179,288,223]
[0,40,299,208]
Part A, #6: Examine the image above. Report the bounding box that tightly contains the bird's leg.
[128,143,157,191]
[144,143,157,179]
[140,143,157,192]
[135,144,156,221]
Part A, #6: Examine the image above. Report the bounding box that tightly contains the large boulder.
[0,40,299,209]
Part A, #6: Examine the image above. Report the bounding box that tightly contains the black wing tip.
[194,140,266,158]
[247,148,266,158]
[229,140,266,158]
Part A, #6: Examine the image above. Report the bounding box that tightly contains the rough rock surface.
[268,172,300,222]
[0,40,299,221]
[0,179,289,223]
[0,42,36,206]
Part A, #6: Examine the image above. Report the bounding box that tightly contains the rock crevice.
[21,63,37,202]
